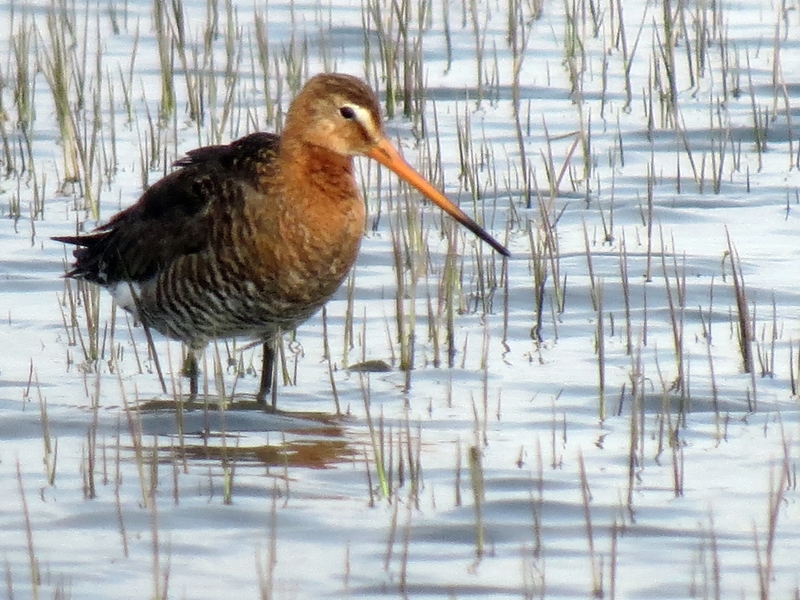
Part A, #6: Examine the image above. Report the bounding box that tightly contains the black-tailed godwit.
[54,73,509,410]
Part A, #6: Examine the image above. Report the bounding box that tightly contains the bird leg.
[183,349,200,400]
[256,339,276,409]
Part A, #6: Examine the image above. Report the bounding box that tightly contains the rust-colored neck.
[278,133,357,206]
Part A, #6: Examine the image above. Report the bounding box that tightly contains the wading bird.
[54,73,510,410]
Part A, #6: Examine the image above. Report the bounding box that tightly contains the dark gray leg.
[183,350,199,400]
[256,340,275,408]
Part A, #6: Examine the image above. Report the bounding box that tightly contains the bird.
[53,73,510,410]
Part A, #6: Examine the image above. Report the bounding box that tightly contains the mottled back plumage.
[56,132,280,285]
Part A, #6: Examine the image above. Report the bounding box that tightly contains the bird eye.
[339,106,356,120]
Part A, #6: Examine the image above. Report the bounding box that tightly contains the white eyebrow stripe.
[344,103,380,139]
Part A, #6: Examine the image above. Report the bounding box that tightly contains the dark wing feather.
[173,131,278,173]
[53,132,280,285]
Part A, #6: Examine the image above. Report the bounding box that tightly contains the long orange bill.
[365,138,510,257]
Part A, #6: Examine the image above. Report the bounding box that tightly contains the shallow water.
[1,0,799,598]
